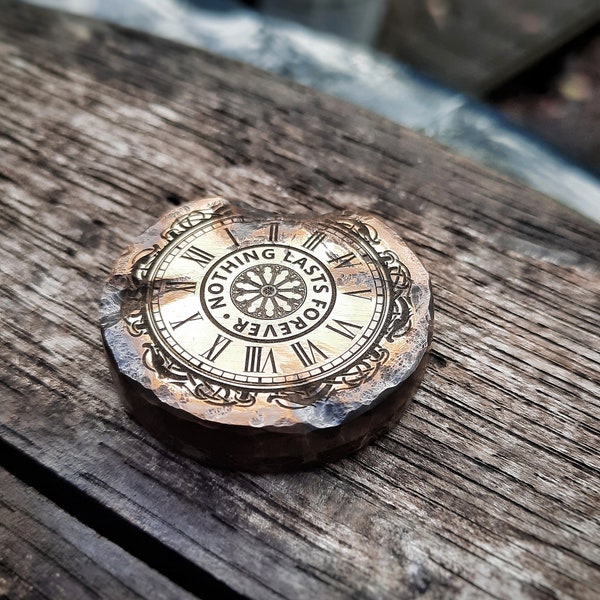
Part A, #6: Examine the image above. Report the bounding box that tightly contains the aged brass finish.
[100,197,433,471]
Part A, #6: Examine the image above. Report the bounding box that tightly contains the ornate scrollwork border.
[123,210,414,409]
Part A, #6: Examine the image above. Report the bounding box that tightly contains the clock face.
[143,214,390,391]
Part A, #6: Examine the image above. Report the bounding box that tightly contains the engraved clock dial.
[100,197,433,471]
[147,218,388,390]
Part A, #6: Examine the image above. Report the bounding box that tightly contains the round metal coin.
[100,197,433,471]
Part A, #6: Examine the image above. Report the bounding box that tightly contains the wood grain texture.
[0,1,599,598]
[0,467,195,600]
[378,0,600,95]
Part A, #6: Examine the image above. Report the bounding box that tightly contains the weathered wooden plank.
[378,0,600,95]
[0,1,599,598]
[0,467,196,600]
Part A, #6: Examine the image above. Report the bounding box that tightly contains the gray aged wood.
[378,0,600,95]
[0,1,599,598]
[0,468,194,600]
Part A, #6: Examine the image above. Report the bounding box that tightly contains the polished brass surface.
[100,197,433,470]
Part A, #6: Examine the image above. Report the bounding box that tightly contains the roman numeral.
[268,223,279,242]
[325,319,362,340]
[171,311,203,330]
[182,246,214,267]
[291,340,327,367]
[303,231,326,251]
[224,227,240,247]
[328,252,357,269]
[343,288,372,300]
[201,334,232,362]
[244,346,277,373]
[164,280,197,293]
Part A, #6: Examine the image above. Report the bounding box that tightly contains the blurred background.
[20,0,600,219]
[249,0,600,174]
